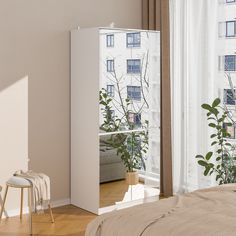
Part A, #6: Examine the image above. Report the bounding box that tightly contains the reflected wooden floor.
[0,205,96,236]
[100,180,160,209]
[100,180,129,208]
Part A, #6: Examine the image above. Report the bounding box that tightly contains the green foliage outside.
[196,98,236,184]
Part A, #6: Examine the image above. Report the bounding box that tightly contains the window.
[107,85,115,97]
[223,123,235,139]
[224,89,236,105]
[127,32,141,47]
[107,109,115,119]
[107,60,114,72]
[127,137,141,152]
[225,55,236,71]
[127,86,141,101]
[110,110,115,118]
[226,0,236,3]
[106,34,114,47]
[226,21,236,37]
[127,59,141,73]
[128,112,141,126]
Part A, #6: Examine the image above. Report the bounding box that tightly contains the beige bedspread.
[86,184,236,236]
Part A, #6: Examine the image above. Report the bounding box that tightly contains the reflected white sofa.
[100,147,126,183]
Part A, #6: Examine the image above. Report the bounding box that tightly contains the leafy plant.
[196,98,236,184]
[99,89,148,172]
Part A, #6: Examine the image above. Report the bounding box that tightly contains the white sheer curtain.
[170,0,219,193]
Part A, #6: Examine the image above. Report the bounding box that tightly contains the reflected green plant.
[99,89,148,172]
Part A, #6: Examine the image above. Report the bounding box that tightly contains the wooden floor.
[0,205,96,236]
[0,180,160,235]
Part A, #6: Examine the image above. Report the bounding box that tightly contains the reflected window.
[223,123,235,139]
[225,55,236,71]
[127,32,141,47]
[127,59,141,74]
[224,89,235,105]
[110,110,115,118]
[226,21,236,37]
[128,112,141,126]
[107,85,115,97]
[106,34,114,47]
[107,60,114,72]
[127,86,141,101]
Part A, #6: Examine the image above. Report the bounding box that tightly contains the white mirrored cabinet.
[71,28,160,215]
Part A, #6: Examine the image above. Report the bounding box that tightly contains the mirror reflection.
[99,28,160,209]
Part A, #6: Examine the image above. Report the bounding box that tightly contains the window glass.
[107,60,114,72]
[106,34,114,47]
[127,86,141,101]
[107,85,115,97]
[225,55,236,71]
[223,123,235,139]
[128,112,141,127]
[127,59,141,73]
[127,33,141,47]
[226,21,235,37]
[224,89,236,105]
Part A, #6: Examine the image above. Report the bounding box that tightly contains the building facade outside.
[218,0,236,139]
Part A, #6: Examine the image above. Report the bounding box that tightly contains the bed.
[85,184,236,236]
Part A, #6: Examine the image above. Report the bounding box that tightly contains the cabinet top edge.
[71,27,160,34]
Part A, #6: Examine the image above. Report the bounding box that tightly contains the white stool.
[0,186,8,218]
[0,176,54,235]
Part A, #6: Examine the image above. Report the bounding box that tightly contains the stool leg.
[20,188,23,220]
[28,187,33,235]
[0,185,9,220]
[48,203,54,223]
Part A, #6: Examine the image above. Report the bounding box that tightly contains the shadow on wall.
[0,76,28,212]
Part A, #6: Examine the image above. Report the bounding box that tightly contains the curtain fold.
[170,0,218,193]
[142,0,173,197]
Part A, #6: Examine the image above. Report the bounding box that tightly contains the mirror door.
[99,28,160,211]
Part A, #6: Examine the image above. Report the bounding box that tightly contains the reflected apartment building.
[99,29,161,182]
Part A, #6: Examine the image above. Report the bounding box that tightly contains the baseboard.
[1,198,71,218]
[51,198,71,208]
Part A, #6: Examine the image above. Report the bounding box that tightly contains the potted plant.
[99,89,148,185]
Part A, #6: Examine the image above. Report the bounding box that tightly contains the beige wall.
[0,77,28,213]
[0,0,142,206]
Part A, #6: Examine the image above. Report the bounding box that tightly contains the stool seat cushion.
[7,176,31,187]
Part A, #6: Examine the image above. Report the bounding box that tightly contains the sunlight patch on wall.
[0,76,28,211]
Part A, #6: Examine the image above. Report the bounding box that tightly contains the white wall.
[0,0,142,210]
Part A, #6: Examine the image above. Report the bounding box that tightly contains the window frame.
[223,123,235,139]
[127,86,141,101]
[223,89,236,105]
[126,32,141,48]
[107,85,115,97]
[127,59,141,74]
[225,55,236,71]
[106,34,114,47]
[107,59,114,72]
[128,112,142,126]
[226,21,236,37]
